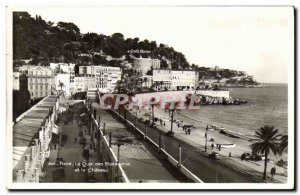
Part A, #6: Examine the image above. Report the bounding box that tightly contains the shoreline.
[135,107,288,162]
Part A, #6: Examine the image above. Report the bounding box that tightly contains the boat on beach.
[214,143,236,148]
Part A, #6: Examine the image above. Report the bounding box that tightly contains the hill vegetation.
[13,12,258,85]
[13,12,189,69]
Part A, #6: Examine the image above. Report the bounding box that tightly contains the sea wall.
[196,90,230,98]
[134,90,230,102]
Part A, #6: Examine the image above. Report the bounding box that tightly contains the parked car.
[209,152,220,160]
[243,152,264,161]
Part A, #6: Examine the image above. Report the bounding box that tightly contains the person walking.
[211,143,214,150]
[271,167,276,181]
[241,153,245,161]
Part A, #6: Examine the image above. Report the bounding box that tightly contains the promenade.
[91,103,191,183]
[127,107,287,183]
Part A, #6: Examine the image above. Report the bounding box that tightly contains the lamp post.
[134,110,137,130]
[205,125,208,152]
[117,141,124,163]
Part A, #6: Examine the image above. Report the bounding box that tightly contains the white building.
[55,73,72,96]
[153,70,197,91]
[132,57,160,74]
[27,66,55,99]
[171,70,198,90]
[94,66,121,91]
[79,65,94,75]
[152,70,172,90]
[16,65,37,74]
[78,65,121,91]
[74,76,96,93]
[74,77,85,92]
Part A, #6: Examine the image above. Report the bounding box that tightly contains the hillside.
[13,12,189,70]
[13,12,258,85]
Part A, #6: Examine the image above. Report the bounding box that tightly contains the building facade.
[94,66,121,91]
[27,66,55,99]
[55,73,71,96]
[74,76,96,93]
[153,70,197,91]
[132,57,161,74]
[78,65,121,92]
[79,65,94,75]
[171,70,198,90]
[152,70,172,90]
[13,95,59,182]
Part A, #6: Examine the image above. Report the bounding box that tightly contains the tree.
[279,135,288,155]
[164,101,182,133]
[250,126,282,180]
[149,97,160,125]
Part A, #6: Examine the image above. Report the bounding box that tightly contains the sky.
[15,6,294,83]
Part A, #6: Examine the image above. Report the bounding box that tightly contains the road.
[116,109,262,183]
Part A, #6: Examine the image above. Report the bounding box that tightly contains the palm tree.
[149,97,160,125]
[250,126,282,180]
[164,100,184,133]
[279,134,288,155]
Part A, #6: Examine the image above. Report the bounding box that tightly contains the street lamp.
[117,141,124,163]
[205,125,208,152]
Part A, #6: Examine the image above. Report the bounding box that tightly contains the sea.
[181,83,288,136]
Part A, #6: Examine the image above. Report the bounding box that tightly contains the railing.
[110,109,203,183]
[86,103,130,183]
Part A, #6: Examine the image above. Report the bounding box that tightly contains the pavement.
[44,103,106,183]
[129,107,287,183]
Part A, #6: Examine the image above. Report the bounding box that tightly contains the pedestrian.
[211,143,214,150]
[177,123,180,128]
[188,128,191,135]
[54,144,57,150]
[241,153,245,161]
[219,145,221,151]
[160,119,162,126]
[75,137,77,143]
[163,122,165,127]
[271,167,276,181]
